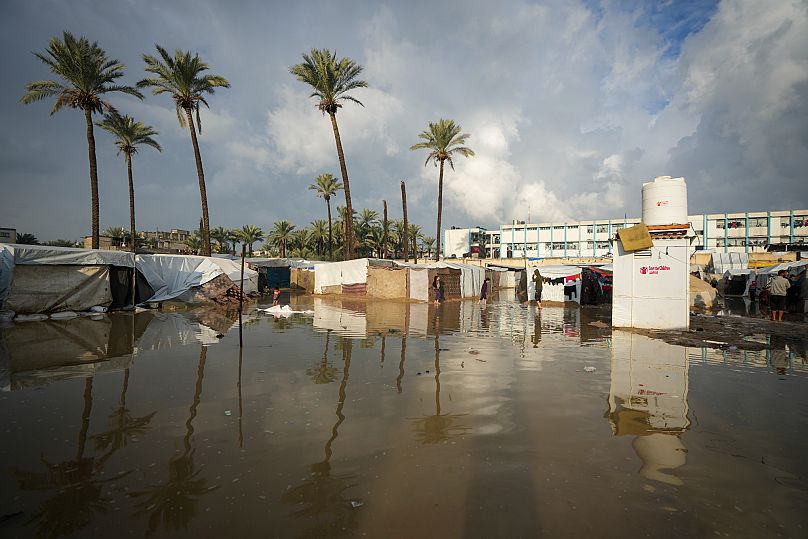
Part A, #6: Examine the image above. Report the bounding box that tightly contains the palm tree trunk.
[84,109,100,249]
[126,153,137,307]
[185,108,212,257]
[435,160,445,261]
[401,181,408,262]
[126,153,136,254]
[185,346,207,454]
[382,200,389,259]
[328,112,354,260]
[326,197,333,260]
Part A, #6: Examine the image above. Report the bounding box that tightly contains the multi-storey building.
[0,228,16,243]
[138,229,192,253]
[444,209,808,259]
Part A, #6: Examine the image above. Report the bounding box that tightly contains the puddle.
[0,296,806,537]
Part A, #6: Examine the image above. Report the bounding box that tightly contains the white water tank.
[642,176,688,226]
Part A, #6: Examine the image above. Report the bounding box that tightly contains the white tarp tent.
[722,268,755,297]
[394,261,485,299]
[0,244,136,312]
[313,258,370,294]
[135,254,257,302]
[712,252,748,274]
[527,265,582,303]
[408,267,429,302]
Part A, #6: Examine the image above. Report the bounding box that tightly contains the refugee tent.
[527,265,582,304]
[581,266,613,305]
[712,252,748,275]
[313,258,394,295]
[135,253,257,302]
[248,258,314,292]
[495,269,519,289]
[721,268,755,297]
[0,243,139,313]
[394,261,485,301]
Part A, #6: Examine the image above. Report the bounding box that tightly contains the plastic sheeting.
[5,265,112,313]
[409,268,429,302]
[314,259,369,294]
[208,257,258,295]
[134,254,257,302]
[395,261,485,300]
[0,243,134,303]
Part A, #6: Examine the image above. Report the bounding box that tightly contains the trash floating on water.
[224,410,232,416]
[583,366,596,373]
[351,500,364,508]
[260,305,314,317]
[467,348,480,355]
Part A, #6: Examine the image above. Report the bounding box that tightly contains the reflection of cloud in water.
[609,331,689,485]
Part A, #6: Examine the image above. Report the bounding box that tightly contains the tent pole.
[239,244,246,349]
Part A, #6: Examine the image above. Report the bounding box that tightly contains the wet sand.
[0,294,806,537]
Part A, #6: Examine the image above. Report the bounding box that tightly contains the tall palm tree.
[310,220,328,256]
[410,119,475,261]
[183,232,202,254]
[358,209,378,231]
[138,45,230,257]
[308,173,342,259]
[210,226,231,254]
[103,226,127,239]
[96,111,161,254]
[21,32,143,249]
[235,225,264,256]
[291,50,367,260]
[292,229,312,253]
[270,220,295,258]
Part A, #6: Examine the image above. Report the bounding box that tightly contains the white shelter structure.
[612,177,695,330]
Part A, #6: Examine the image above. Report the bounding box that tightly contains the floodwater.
[1,293,807,538]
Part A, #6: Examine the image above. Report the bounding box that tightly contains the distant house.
[83,235,123,250]
[138,229,192,254]
[0,228,16,243]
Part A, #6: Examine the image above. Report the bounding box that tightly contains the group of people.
[767,269,807,321]
[429,275,497,306]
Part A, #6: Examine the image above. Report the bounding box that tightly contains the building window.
[539,226,550,231]
[586,226,594,234]
[596,224,609,233]
[597,241,610,250]
[748,217,768,228]
[567,225,579,230]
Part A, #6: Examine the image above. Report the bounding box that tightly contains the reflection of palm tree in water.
[13,377,131,538]
[93,368,156,467]
[281,337,358,536]
[410,335,471,444]
[307,330,339,384]
[132,346,217,535]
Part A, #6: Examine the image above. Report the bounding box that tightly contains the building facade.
[0,228,16,243]
[443,209,808,259]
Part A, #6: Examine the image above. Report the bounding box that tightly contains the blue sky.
[0,0,805,242]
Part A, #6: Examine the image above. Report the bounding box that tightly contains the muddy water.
[0,295,807,538]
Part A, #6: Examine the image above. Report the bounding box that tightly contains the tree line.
[21,33,474,261]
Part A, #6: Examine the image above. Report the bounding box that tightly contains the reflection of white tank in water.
[642,176,688,225]
[608,332,689,485]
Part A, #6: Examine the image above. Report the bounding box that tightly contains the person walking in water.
[768,269,790,321]
[432,275,445,305]
[532,269,543,309]
[480,277,490,304]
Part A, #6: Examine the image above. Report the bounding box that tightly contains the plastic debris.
[467,348,480,355]
[351,500,364,508]
[583,366,596,373]
[224,410,232,416]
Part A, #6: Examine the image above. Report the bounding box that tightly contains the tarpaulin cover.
[409,268,429,302]
[208,257,258,294]
[394,261,485,299]
[5,265,112,313]
[0,243,134,303]
[135,254,224,302]
[617,224,653,252]
[314,259,369,293]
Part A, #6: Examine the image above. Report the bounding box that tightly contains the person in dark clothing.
[432,276,445,305]
[480,277,490,303]
[532,269,543,309]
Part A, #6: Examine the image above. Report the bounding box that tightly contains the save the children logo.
[640,265,670,275]
[656,200,669,206]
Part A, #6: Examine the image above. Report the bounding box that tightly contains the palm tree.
[234,225,264,256]
[21,33,143,249]
[13,233,37,245]
[408,224,423,259]
[292,229,312,253]
[310,220,328,256]
[410,119,475,261]
[210,226,231,254]
[138,45,230,257]
[291,49,367,260]
[358,209,378,231]
[45,239,79,247]
[183,231,202,254]
[96,111,161,253]
[364,227,387,258]
[270,220,295,258]
[421,236,436,258]
[308,173,343,259]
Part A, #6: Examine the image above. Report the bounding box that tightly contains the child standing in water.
[272,286,281,306]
